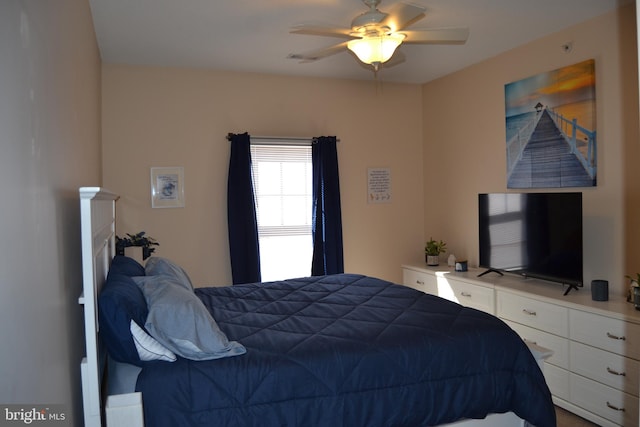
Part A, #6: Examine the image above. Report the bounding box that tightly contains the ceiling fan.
[288,0,469,72]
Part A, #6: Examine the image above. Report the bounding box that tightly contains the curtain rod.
[226,134,340,144]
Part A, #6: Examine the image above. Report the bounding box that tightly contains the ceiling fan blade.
[290,25,354,39]
[380,2,426,32]
[401,28,469,44]
[287,41,349,62]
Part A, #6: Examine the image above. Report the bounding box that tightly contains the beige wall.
[0,0,102,424]
[422,4,639,297]
[102,67,424,285]
[102,4,638,297]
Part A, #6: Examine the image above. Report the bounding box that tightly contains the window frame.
[250,139,314,281]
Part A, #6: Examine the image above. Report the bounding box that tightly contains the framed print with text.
[151,167,184,208]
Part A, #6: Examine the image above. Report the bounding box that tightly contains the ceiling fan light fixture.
[347,33,405,65]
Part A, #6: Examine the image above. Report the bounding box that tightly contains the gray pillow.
[133,275,246,361]
[144,257,194,291]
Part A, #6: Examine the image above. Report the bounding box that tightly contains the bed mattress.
[136,274,555,426]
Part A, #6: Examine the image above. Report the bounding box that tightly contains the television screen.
[478,192,583,288]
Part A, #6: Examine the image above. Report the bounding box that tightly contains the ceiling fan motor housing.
[351,11,388,32]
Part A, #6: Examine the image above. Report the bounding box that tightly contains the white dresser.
[402,264,640,427]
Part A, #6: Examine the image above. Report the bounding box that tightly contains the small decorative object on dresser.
[447,254,456,267]
[625,273,640,304]
[590,279,608,301]
[455,260,468,272]
[424,238,446,266]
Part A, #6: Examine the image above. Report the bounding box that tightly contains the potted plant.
[116,231,159,262]
[425,238,447,266]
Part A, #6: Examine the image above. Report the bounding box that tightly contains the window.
[250,143,313,281]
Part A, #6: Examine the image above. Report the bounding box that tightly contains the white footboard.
[106,393,144,427]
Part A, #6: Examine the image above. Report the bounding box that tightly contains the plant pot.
[426,255,440,266]
[124,246,144,265]
[633,285,640,311]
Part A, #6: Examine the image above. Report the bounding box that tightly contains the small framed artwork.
[367,167,392,204]
[150,167,184,208]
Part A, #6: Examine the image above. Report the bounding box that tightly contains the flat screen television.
[478,192,583,294]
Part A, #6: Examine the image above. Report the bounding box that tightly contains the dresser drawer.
[570,341,639,396]
[570,373,639,426]
[497,291,568,337]
[544,362,569,400]
[436,277,494,314]
[402,268,437,295]
[503,320,568,369]
[569,310,640,359]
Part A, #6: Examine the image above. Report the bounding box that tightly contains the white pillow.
[129,320,177,362]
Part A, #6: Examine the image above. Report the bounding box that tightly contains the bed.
[78,187,556,427]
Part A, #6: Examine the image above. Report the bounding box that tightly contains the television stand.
[402,263,640,426]
[477,268,503,278]
[563,283,580,296]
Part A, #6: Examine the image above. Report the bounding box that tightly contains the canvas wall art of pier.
[505,59,596,188]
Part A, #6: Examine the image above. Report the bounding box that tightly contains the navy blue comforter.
[136,274,555,426]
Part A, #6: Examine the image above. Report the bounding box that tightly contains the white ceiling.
[88,0,628,85]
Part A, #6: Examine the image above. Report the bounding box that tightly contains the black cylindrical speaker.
[591,280,608,301]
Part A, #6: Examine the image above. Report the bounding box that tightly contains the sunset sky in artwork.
[505,59,595,117]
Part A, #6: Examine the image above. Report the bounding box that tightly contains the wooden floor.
[556,406,598,426]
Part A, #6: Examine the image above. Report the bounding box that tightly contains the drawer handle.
[606,332,626,341]
[460,292,472,298]
[606,367,626,377]
[606,402,625,412]
[522,309,537,316]
[416,280,424,285]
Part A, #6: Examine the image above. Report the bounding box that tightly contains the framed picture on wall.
[504,59,597,189]
[150,166,185,208]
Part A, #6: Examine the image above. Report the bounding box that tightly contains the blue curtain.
[311,136,344,276]
[227,132,261,284]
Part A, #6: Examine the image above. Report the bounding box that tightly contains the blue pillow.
[145,257,193,291]
[108,255,145,278]
[98,273,148,366]
[134,275,246,361]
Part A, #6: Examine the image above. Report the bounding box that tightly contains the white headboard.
[78,187,119,427]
